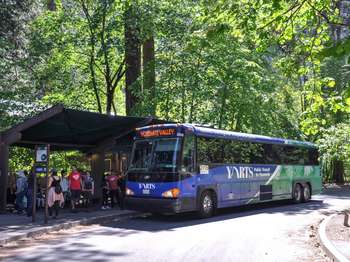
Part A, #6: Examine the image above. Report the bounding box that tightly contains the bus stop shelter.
[0,104,168,212]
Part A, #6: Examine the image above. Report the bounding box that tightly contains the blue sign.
[35,166,47,174]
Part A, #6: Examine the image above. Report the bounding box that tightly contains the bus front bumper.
[125,197,194,214]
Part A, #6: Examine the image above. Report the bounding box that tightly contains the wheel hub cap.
[203,195,212,213]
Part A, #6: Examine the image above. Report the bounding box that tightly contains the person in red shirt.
[107,171,121,209]
[68,167,82,211]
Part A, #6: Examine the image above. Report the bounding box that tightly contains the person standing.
[107,171,121,209]
[47,177,64,219]
[26,170,35,217]
[101,174,109,210]
[60,170,69,205]
[82,171,94,209]
[117,173,126,210]
[15,170,28,214]
[68,167,82,212]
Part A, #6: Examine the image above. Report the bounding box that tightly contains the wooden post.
[0,139,9,213]
[32,164,37,223]
[44,144,50,224]
[91,150,105,206]
[344,210,350,227]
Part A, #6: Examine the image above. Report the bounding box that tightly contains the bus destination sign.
[139,128,176,138]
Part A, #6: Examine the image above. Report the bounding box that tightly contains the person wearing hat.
[15,170,28,214]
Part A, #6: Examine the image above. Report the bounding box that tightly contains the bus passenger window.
[308,149,319,165]
[182,135,195,172]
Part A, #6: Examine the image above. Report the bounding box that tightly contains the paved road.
[1,186,349,262]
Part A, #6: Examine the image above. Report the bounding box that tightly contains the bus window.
[130,140,153,170]
[197,137,223,164]
[130,138,181,172]
[152,138,181,172]
[308,148,319,165]
[181,135,195,172]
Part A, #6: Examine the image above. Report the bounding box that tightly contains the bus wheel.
[198,191,215,218]
[302,184,311,203]
[292,183,302,204]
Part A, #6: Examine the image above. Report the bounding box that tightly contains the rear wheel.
[292,183,302,204]
[302,183,311,202]
[198,191,215,218]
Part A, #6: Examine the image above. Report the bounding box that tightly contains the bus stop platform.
[0,208,141,246]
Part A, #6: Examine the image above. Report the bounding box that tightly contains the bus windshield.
[129,138,181,172]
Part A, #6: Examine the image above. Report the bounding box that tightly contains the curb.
[0,211,145,246]
[318,214,349,262]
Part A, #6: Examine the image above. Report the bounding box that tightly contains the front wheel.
[292,183,303,204]
[198,191,215,218]
[302,184,311,202]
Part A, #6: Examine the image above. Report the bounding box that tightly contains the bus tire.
[292,183,303,204]
[198,190,215,218]
[302,183,311,203]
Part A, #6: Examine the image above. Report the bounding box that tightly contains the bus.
[124,124,321,218]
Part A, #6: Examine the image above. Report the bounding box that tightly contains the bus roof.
[136,123,317,148]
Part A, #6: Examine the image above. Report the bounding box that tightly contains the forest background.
[1,0,350,183]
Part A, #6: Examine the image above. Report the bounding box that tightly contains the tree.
[142,1,156,116]
[29,0,126,115]
[124,1,141,116]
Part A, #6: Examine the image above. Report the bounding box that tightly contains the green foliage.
[318,124,350,162]
[28,0,127,114]
[50,151,90,171]
[318,123,350,182]
[8,148,89,173]
[1,0,350,182]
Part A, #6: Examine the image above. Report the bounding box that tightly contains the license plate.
[142,189,150,194]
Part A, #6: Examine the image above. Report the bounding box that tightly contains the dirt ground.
[326,212,350,242]
[308,219,333,262]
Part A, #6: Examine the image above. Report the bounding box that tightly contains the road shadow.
[0,228,131,262]
[103,186,349,234]
[99,198,330,233]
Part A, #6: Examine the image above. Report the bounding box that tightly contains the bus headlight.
[126,187,134,196]
[162,188,180,198]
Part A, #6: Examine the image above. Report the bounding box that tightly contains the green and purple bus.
[125,124,321,217]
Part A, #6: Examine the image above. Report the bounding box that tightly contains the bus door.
[179,135,197,209]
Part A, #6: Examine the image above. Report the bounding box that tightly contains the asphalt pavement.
[1,186,349,262]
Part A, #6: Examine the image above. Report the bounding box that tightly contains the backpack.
[84,177,93,190]
[55,184,62,194]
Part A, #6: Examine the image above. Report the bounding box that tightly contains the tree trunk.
[333,159,345,183]
[101,2,113,115]
[218,84,228,129]
[142,36,156,116]
[47,0,56,11]
[106,93,113,115]
[125,3,141,116]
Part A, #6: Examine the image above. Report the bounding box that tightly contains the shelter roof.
[0,104,168,151]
